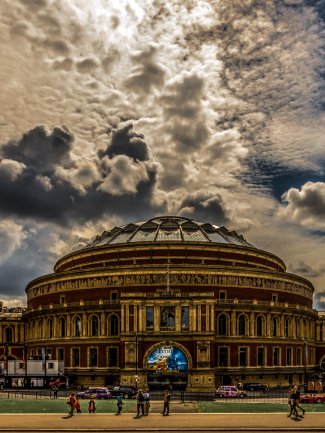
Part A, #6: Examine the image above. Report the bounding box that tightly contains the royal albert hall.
[21,215,325,391]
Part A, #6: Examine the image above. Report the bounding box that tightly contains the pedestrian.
[293,385,305,416]
[162,389,171,416]
[88,398,96,413]
[52,385,58,399]
[135,390,145,418]
[287,387,298,418]
[142,390,150,416]
[75,396,81,414]
[116,393,123,415]
[67,393,76,416]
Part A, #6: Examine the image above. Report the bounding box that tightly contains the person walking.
[75,397,81,414]
[88,398,96,414]
[162,389,171,416]
[142,390,150,416]
[287,386,298,418]
[293,385,305,416]
[135,390,145,418]
[67,393,76,416]
[116,393,123,415]
[52,385,58,399]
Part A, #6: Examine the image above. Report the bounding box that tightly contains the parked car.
[76,387,111,399]
[243,383,269,392]
[215,386,247,398]
[108,385,137,398]
[300,393,325,403]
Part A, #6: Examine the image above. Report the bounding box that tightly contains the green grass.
[197,402,325,413]
[0,398,136,414]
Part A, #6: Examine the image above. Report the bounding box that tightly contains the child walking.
[88,398,96,413]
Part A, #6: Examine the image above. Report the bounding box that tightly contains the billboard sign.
[147,346,188,373]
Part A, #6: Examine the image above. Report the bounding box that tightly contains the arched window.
[238,315,246,336]
[218,314,228,336]
[48,319,53,339]
[110,315,119,336]
[91,315,99,337]
[285,318,290,338]
[5,327,13,343]
[59,318,66,338]
[272,317,278,337]
[296,318,301,338]
[256,316,263,336]
[74,316,81,337]
[38,320,42,339]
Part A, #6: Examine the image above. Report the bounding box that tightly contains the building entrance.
[146,345,188,390]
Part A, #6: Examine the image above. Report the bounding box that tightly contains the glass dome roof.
[84,216,254,249]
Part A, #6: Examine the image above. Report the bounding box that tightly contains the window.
[238,315,246,336]
[74,317,81,337]
[296,319,301,338]
[110,315,119,336]
[272,294,278,302]
[5,327,13,343]
[219,291,226,302]
[89,348,98,367]
[286,348,292,366]
[91,316,99,337]
[239,347,247,366]
[218,314,227,336]
[273,347,280,366]
[181,306,189,330]
[48,362,54,369]
[256,316,263,337]
[57,348,64,361]
[108,347,118,367]
[257,347,265,366]
[60,295,65,305]
[219,347,228,366]
[146,307,154,331]
[272,317,278,337]
[59,318,66,338]
[297,348,302,365]
[48,319,53,338]
[72,348,80,367]
[111,291,118,303]
[285,318,290,338]
[160,306,175,330]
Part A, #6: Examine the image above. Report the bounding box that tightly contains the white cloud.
[0,220,27,263]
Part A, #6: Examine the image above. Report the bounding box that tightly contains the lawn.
[197,401,325,413]
[0,397,136,414]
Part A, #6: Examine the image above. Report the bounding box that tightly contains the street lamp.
[304,341,307,391]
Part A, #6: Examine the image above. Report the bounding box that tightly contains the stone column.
[250,312,255,336]
[101,312,106,336]
[231,311,236,336]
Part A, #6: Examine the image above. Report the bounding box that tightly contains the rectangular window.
[72,348,80,367]
[219,347,228,367]
[47,362,54,369]
[146,306,154,331]
[273,347,280,366]
[160,306,175,330]
[257,347,265,366]
[272,294,278,302]
[286,348,292,366]
[60,295,65,305]
[239,347,247,366]
[219,291,227,302]
[111,291,118,303]
[57,348,64,361]
[108,347,118,367]
[89,348,98,367]
[297,348,302,365]
[129,305,134,332]
[181,306,189,331]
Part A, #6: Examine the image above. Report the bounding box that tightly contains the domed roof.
[84,216,254,249]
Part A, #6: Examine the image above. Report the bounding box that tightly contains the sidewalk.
[0,412,324,431]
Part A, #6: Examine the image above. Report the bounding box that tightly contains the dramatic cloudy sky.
[0,0,325,308]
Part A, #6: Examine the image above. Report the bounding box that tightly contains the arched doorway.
[145,344,189,390]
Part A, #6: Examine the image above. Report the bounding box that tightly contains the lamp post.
[304,341,307,391]
[135,334,138,390]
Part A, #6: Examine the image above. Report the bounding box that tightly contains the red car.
[300,393,325,403]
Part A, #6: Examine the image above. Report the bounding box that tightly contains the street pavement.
[0,411,325,432]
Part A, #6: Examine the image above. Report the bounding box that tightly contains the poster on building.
[147,346,188,373]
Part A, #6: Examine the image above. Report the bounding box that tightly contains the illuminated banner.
[147,346,188,373]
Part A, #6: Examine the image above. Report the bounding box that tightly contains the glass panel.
[130,229,157,242]
[182,229,207,242]
[181,307,189,330]
[110,315,119,336]
[90,348,98,367]
[75,317,81,337]
[91,316,99,336]
[108,347,118,367]
[256,317,262,336]
[257,347,264,366]
[146,307,154,331]
[110,232,133,244]
[238,316,246,336]
[160,306,175,330]
[239,348,247,366]
[219,348,228,366]
[156,229,182,241]
[72,348,80,367]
